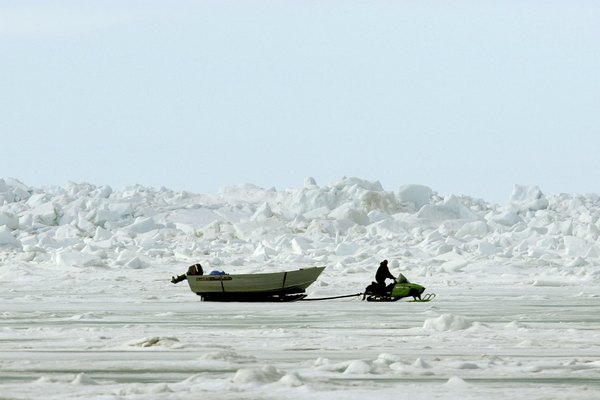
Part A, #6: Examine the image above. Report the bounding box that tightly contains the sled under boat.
[185,266,325,302]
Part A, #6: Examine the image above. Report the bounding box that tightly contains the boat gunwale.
[188,266,325,281]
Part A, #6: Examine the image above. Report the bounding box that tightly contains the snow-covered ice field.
[2,177,600,399]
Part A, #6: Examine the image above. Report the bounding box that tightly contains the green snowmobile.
[362,274,435,302]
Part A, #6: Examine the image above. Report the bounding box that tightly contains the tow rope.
[300,293,363,301]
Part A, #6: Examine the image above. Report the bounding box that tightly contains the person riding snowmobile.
[375,259,396,291]
[363,260,429,301]
[362,259,397,300]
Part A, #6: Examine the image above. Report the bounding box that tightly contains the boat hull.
[186,266,325,302]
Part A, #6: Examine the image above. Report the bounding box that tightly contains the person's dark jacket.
[376,261,395,287]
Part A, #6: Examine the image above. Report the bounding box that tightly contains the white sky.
[1,0,599,203]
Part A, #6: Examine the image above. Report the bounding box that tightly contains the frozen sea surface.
[2,178,600,399]
[2,269,600,400]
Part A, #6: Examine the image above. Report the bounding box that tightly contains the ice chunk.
[376,353,401,364]
[423,314,473,331]
[567,257,587,267]
[477,241,500,257]
[563,236,589,257]
[304,177,318,187]
[253,242,276,259]
[334,242,359,256]
[93,226,112,241]
[398,184,433,210]
[128,217,160,234]
[440,259,468,272]
[413,358,431,368]
[0,226,20,247]
[232,365,284,384]
[251,202,273,221]
[200,349,255,362]
[71,373,98,385]
[457,362,479,369]
[531,280,571,287]
[0,212,19,230]
[417,196,477,221]
[455,221,488,238]
[446,376,470,386]
[31,202,58,225]
[125,256,147,269]
[278,372,304,387]
[0,178,31,201]
[291,237,313,255]
[53,225,81,245]
[491,210,521,226]
[168,208,220,228]
[328,203,369,225]
[127,336,181,348]
[343,360,372,374]
[331,176,384,192]
[510,185,549,211]
[55,249,100,267]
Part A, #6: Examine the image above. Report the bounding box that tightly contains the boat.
[172,266,326,302]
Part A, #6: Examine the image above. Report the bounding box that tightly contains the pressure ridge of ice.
[1,177,599,278]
